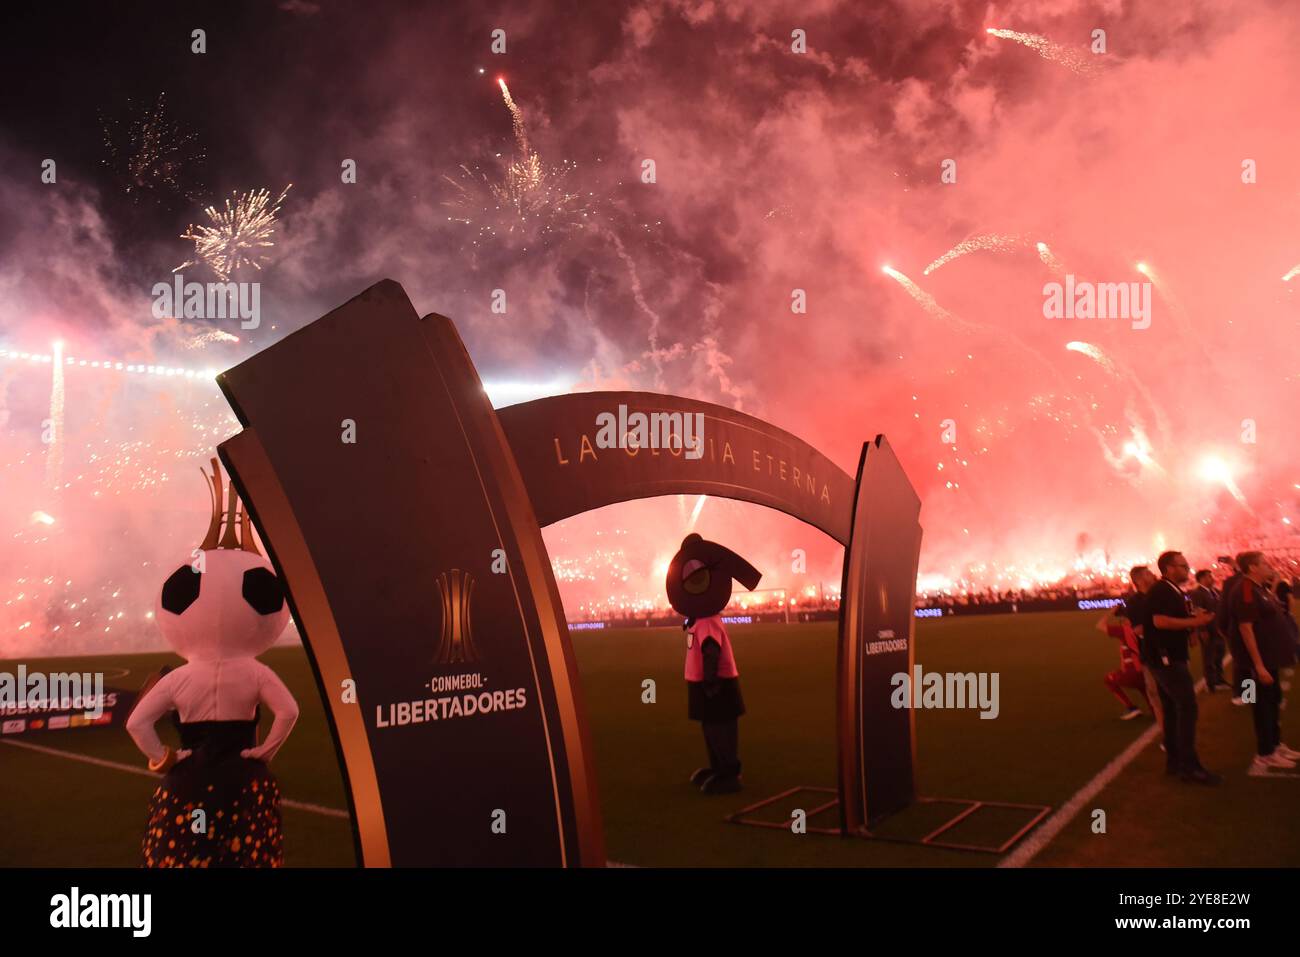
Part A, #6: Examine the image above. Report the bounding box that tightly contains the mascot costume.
[126,459,298,867]
[665,533,762,794]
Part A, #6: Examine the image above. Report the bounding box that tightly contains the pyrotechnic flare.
[1199,454,1249,508]
[1065,340,1116,375]
[185,330,241,350]
[100,93,205,203]
[1121,430,1156,468]
[45,340,64,493]
[176,185,292,281]
[923,234,1027,275]
[1103,418,1166,479]
[1282,264,1300,282]
[985,28,1098,75]
[1036,241,1064,274]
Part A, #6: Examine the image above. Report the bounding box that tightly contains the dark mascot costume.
[666,533,762,794]
[127,459,298,867]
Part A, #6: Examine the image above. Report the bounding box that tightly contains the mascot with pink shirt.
[666,533,762,795]
[127,459,299,867]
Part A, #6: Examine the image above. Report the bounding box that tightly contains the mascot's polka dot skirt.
[144,770,283,868]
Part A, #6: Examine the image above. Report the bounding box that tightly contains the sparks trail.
[185,331,241,350]
[688,495,707,530]
[694,335,746,409]
[498,78,530,156]
[923,234,1028,275]
[884,264,1060,373]
[1134,260,1218,374]
[1064,340,1172,475]
[1065,340,1115,375]
[100,93,206,204]
[882,266,982,333]
[986,28,1099,76]
[884,265,1116,451]
[607,226,671,388]
[175,185,292,281]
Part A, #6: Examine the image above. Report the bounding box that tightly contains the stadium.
[2,0,1299,941]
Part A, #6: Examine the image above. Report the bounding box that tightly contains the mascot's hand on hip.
[666,533,761,795]
[125,458,298,867]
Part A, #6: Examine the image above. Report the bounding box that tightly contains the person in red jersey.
[1096,605,1152,720]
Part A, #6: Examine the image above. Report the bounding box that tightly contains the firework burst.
[175,185,292,280]
[444,79,595,248]
[100,93,205,204]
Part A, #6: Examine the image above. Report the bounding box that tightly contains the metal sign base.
[727,786,1051,855]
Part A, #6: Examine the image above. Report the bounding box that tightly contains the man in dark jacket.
[1190,570,1227,691]
[1232,551,1300,774]
[1216,557,1249,704]
[1145,551,1219,784]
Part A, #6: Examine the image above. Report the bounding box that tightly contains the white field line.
[1,737,349,819]
[998,674,1210,868]
[5,737,642,866]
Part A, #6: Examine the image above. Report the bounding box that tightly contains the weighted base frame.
[727,786,1051,855]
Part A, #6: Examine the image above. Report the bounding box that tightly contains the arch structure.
[216,280,922,867]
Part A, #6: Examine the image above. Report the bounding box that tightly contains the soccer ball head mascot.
[666,533,762,794]
[126,458,298,867]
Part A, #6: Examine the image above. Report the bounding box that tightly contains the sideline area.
[3,612,1297,867]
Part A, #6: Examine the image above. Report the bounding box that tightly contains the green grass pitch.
[3,611,1299,866]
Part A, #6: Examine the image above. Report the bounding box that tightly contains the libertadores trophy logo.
[435,569,479,665]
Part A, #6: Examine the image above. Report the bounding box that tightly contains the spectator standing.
[1231,552,1300,774]
[1144,551,1219,785]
